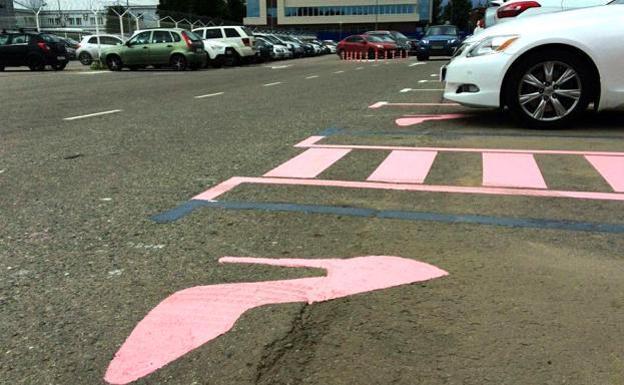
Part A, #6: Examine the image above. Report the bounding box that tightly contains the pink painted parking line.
[295,135,624,157]
[482,153,547,189]
[367,150,437,184]
[264,148,351,178]
[105,256,447,384]
[585,155,624,192]
[193,176,624,203]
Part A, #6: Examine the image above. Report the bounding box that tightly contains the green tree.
[106,5,129,34]
[227,0,245,22]
[440,0,472,30]
[431,0,443,24]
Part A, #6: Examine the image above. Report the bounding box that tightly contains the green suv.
[102,29,206,71]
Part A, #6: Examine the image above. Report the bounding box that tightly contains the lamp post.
[375,0,379,30]
[110,6,131,39]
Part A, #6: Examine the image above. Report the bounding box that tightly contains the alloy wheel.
[518,61,582,122]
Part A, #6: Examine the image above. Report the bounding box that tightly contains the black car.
[0,31,69,71]
[415,25,462,61]
[59,37,79,60]
[253,39,272,63]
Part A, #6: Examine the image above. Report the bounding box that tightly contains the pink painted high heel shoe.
[105,256,448,384]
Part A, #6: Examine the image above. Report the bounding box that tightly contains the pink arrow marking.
[104,256,448,384]
[395,114,467,127]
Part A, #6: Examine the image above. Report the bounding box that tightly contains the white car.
[485,0,609,26]
[200,39,233,67]
[192,26,255,65]
[76,34,123,65]
[442,1,624,128]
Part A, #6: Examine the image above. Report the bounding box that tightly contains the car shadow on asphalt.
[447,109,624,136]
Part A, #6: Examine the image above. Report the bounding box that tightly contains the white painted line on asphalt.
[409,62,425,67]
[418,79,440,83]
[400,88,444,93]
[355,67,364,70]
[77,71,109,75]
[264,81,283,87]
[194,92,224,99]
[372,64,380,67]
[333,70,345,74]
[430,74,438,77]
[305,75,319,79]
[63,109,122,121]
[269,65,292,69]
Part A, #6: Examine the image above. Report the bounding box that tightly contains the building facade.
[0,0,15,29]
[244,0,431,35]
[12,0,158,36]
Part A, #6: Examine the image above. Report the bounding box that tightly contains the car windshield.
[185,31,202,41]
[369,34,395,42]
[426,26,457,36]
[392,32,408,40]
[365,36,385,43]
[40,34,61,43]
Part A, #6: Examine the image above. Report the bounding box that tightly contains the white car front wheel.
[505,50,592,128]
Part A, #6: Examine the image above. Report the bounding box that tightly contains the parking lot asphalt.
[2,56,624,385]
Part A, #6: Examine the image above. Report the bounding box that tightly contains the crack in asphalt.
[254,303,316,385]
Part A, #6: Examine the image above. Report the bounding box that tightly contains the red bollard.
[375,50,378,62]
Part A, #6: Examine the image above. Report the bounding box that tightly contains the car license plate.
[57,56,66,60]
[432,45,444,50]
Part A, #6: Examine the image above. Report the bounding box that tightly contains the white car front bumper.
[443,52,514,108]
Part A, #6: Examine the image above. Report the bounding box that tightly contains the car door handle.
[167,45,173,48]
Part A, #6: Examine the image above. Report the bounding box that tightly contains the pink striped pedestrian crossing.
[367,150,437,184]
[482,153,547,189]
[585,155,624,192]
[264,148,351,178]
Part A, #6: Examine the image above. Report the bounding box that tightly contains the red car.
[336,34,398,59]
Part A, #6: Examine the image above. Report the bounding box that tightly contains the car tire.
[79,52,93,66]
[106,55,123,71]
[337,49,344,59]
[0,65,4,71]
[368,49,376,60]
[170,55,187,71]
[224,49,239,66]
[52,62,67,71]
[27,56,45,71]
[505,50,591,129]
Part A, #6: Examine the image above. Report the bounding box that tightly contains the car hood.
[467,4,619,43]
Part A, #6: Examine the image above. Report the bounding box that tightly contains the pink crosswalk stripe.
[367,150,437,184]
[482,153,547,189]
[264,148,351,178]
[585,155,624,192]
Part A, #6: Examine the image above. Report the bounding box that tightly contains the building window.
[246,0,260,17]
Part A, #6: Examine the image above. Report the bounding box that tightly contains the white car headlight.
[420,39,429,45]
[467,35,519,57]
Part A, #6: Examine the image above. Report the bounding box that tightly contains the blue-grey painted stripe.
[151,200,208,223]
[151,199,624,234]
